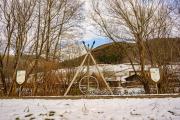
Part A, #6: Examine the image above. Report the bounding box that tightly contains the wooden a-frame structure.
[64,41,113,96]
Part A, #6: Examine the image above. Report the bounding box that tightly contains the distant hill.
[60,38,180,67]
[1,38,180,74]
[60,42,132,67]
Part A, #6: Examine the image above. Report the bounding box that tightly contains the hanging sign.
[150,68,160,82]
[16,70,26,85]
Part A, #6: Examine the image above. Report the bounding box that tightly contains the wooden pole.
[64,53,88,96]
[156,83,158,94]
[89,53,113,95]
[64,40,113,96]
[18,85,22,97]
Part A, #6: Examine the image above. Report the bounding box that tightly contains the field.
[0,96,180,120]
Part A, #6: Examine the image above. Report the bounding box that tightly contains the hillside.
[1,38,180,72]
[61,38,180,67]
[60,42,131,67]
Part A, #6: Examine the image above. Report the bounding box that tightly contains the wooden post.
[156,83,158,94]
[18,85,22,97]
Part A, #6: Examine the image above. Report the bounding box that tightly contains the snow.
[58,63,150,76]
[0,98,180,120]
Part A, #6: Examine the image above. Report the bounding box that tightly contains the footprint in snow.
[49,111,56,116]
[24,113,33,117]
[130,109,141,116]
[39,113,47,116]
[44,118,55,120]
[168,110,180,116]
[97,111,104,114]
[29,117,36,120]
[15,117,20,120]
[65,103,70,106]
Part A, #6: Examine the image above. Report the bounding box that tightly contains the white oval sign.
[16,70,26,85]
[150,68,160,82]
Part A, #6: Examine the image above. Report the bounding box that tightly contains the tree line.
[91,0,180,93]
[0,0,83,96]
[0,0,179,96]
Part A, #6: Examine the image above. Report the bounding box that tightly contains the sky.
[80,37,111,48]
[79,0,111,48]
[79,0,180,48]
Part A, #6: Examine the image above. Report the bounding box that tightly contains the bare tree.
[0,0,17,95]
[29,0,83,95]
[91,0,172,93]
[8,0,36,95]
[0,0,83,96]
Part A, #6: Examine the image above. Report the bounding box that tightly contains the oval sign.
[150,68,160,82]
[16,70,26,85]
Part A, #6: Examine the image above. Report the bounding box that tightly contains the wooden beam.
[89,53,113,95]
[64,53,88,96]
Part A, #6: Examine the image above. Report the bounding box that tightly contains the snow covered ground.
[0,98,180,120]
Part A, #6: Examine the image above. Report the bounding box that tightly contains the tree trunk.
[143,81,150,94]
[137,38,150,94]
[0,60,7,95]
